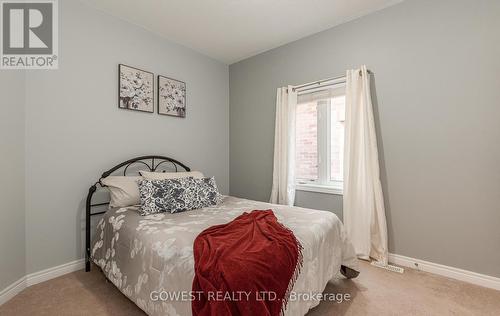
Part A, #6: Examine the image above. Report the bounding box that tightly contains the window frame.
[295,82,345,196]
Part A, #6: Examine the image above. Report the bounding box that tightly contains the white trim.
[389,253,500,291]
[296,183,343,195]
[0,259,85,306]
[26,259,85,287]
[0,276,27,306]
[295,83,345,193]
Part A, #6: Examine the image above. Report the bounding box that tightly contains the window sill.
[295,184,343,196]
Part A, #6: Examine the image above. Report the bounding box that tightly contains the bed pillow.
[100,176,142,208]
[167,177,223,213]
[138,177,223,215]
[137,179,172,215]
[139,170,204,180]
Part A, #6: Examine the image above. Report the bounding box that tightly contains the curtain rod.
[292,69,373,92]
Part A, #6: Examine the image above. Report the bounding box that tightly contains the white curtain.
[344,65,389,264]
[270,86,297,206]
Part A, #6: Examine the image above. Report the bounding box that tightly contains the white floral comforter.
[92,196,358,316]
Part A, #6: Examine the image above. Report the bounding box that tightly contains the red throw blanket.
[192,209,303,316]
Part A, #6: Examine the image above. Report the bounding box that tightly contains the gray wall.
[229,0,500,277]
[294,191,343,219]
[24,0,229,274]
[0,71,26,290]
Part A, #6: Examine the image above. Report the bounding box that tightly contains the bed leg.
[340,265,359,279]
[85,258,91,272]
[85,185,97,273]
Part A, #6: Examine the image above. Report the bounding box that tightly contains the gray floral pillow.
[138,177,223,215]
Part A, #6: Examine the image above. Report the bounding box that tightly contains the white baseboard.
[0,259,85,306]
[0,277,27,306]
[389,253,500,291]
[26,259,85,287]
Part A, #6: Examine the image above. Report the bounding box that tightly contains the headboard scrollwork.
[100,155,190,179]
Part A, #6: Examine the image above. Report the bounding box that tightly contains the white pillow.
[139,170,204,180]
[101,176,142,208]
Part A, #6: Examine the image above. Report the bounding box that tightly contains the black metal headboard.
[85,155,191,272]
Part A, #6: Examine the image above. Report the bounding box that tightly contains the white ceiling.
[81,0,403,64]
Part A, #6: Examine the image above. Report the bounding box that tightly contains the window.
[295,83,345,194]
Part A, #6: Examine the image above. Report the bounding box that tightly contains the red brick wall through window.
[295,101,318,181]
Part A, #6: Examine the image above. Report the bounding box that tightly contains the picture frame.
[158,75,186,118]
[118,64,154,113]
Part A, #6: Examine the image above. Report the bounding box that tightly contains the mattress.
[91,196,358,316]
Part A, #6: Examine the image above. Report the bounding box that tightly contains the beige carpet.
[1,261,499,316]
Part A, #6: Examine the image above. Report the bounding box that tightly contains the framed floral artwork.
[158,75,186,117]
[118,64,154,113]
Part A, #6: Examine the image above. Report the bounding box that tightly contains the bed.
[86,156,359,316]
